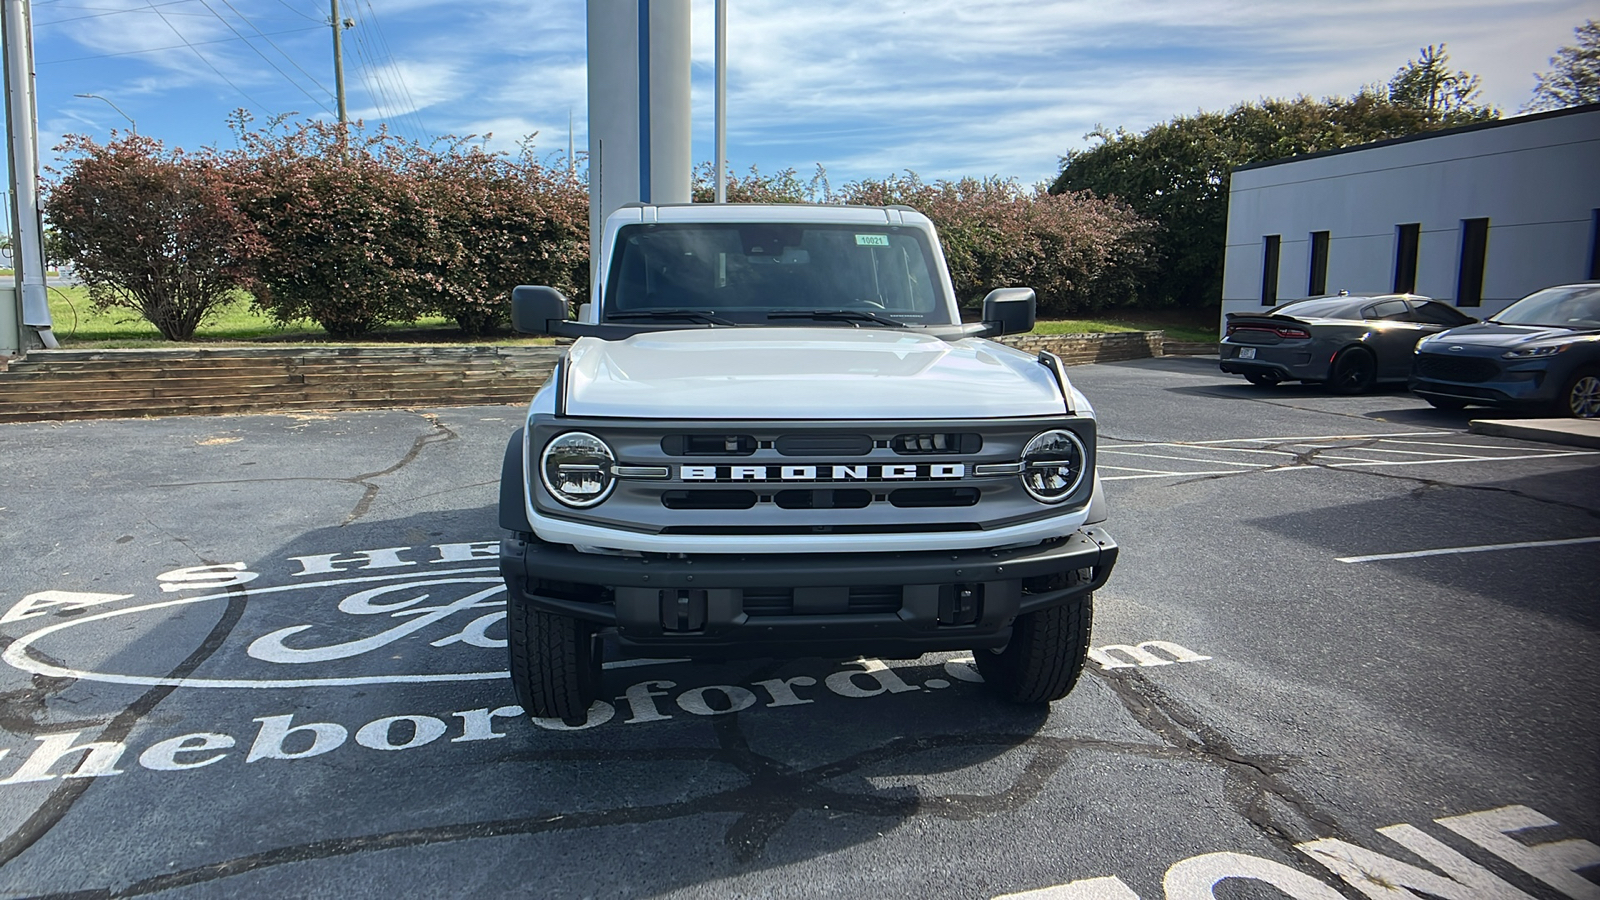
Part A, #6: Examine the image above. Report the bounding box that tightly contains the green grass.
[43,285,1216,347]
[44,285,553,348]
[1032,317,1218,343]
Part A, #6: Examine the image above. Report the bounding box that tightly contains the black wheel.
[1557,367,1600,418]
[507,592,602,725]
[1327,347,1377,395]
[1245,372,1281,387]
[1423,395,1468,411]
[976,572,1093,704]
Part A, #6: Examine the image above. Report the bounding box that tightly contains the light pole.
[73,92,134,133]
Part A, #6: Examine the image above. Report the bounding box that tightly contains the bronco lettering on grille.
[681,464,966,481]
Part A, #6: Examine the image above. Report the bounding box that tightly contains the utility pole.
[713,0,726,203]
[3,0,54,352]
[331,0,347,125]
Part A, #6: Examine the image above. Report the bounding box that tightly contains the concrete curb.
[1468,418,1600,450]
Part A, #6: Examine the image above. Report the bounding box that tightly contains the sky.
[13,0,1598,192]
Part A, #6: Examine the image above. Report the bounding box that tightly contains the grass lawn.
[43,285,1218,348]
[44,285,552,348]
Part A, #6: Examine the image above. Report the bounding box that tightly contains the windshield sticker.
[855,234,890,247]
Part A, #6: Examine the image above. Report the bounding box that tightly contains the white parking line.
[1111,431,1450,447]
[1098,464,1177,474]
[1337,536,1600,563]
[1378,438,1531,451]
[1100,449,1266,467]
[1325,451,1597,468]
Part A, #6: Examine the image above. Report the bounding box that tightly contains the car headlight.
[1502,344,1569,359]
[1021,429,1087,504]
[540,432,616,507]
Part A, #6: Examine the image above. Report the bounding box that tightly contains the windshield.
[602,223,952,325]
[1491,285,1600,328]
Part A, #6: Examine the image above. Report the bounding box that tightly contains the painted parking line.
[1099,431,1599,482]
[1337,535,1600,563]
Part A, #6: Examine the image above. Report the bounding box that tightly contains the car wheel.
[1423,396,1468,411]
[507,594,602,725]
[1327,347,1377,395]
[976,572,1093,704]
[1558,367,1600,418]
[1245,372,1281,387]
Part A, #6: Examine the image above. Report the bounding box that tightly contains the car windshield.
[602,223,952,325]
[1268,297,1364,319]
[1490,285,1600,328]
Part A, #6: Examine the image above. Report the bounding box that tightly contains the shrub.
[45,135,263,341]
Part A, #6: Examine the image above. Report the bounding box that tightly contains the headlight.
[1502,345,1569,360]
[540,432,616,507]
[1021,429,1087,504]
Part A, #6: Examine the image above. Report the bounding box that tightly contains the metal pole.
[713,0,726,203]
[331,0,347,125]
[4,0,53,349]
[73,93,135,134]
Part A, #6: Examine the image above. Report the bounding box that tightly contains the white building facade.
[1220,104,1600,329]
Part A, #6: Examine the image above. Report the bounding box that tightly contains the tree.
[1525,20,1600,112]
[415,143,589,335]
[226,117,433,338]
[45,135,263,340]
[841,173,1153,316]
[1388,44,1497,123]
[1051,81,1498,309]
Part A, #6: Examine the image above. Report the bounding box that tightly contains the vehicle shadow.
[3,505,1086,898]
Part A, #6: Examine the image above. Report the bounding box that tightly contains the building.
[1220,104,1600,329]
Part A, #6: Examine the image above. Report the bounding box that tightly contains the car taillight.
[1275,327,1310,339]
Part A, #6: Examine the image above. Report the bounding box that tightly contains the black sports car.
[1410,282,1600,418]
[1220,294,1477,394]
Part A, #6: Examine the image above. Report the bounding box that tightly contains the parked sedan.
[1220,294,1477,394]
[1410,282,1600,418]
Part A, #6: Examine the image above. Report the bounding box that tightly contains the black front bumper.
[499,527,1117,658]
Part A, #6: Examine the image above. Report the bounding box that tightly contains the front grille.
[661,434,756,456]
[741,586,904,617]
[888,487,980,508]
[1416,355,1500,383]
[662,490,757,510]
[773,489,873,509]
[662,523,981,535]
[775,433,872,456]
[892,433,981,454]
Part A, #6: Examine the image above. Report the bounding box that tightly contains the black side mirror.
[982,287,1036,336]
[511,286,571,335]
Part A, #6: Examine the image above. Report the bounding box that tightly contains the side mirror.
[511,285,570,335]
[981,287,1036,336]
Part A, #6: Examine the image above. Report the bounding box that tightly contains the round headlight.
[1021,429,1087,504]
[540,432,616,508]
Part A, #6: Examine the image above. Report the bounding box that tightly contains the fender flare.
[499,427,534,534]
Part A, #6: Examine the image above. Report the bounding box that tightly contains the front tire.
[976,574,1093,704]
[1557,367,1600,418]
[1327,347,1377,395]
[507,593,602,725]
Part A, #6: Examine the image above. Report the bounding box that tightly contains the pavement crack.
[0,585,250,869]
[343,413,458,525]
[1094,667,1353,853]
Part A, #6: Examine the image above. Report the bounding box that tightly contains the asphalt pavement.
[0,358,1595,899]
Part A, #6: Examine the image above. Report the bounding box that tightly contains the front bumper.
[499,527,1117,658]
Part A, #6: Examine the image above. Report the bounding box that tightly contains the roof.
[1233,102,1600,173]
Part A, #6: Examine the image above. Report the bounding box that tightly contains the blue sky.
[20,0,1598,190]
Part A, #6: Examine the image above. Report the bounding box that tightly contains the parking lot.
[1,355,1596,899]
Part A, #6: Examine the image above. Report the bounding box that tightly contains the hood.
[562,327,1068,419]
[1422,321,1600,350]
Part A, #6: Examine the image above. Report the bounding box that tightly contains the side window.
[1411,301,1470,325]
[1365,300,1409,320]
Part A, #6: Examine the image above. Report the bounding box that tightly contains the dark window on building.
[1261,235,1281,305]
[1456,218,1489,307]
[1590,209,1600,281]
[1307,231,1330,296]
[1393,223,1420,294]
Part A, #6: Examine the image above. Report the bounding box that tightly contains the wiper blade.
[607,309,737,325]
[766,309,907,327]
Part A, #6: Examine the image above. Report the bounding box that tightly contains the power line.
[37,0,216,26]
[198,0,334,112]
[139,0,268,114]
[273,0,322,24]
[344,10,423,141]
[39,24,321,65]
[218,0,332,94]
[354,0,428,138]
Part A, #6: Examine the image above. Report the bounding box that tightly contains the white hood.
[562,327,1069,419]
